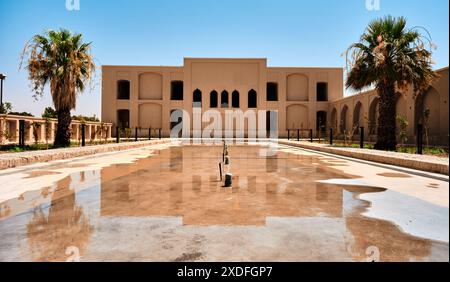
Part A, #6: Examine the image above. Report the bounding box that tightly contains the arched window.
[317,82,328,102]
[193,89,202,108]
[117,80,130,100]
[117,109,130,128]
[267,83,278,101]
[210,91,218,108]
[248,89,257,108]
[171,81,184,100]
[232,90,240,108]
[221,91,229,108]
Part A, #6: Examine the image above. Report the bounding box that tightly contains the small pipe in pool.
[224,173,233,187]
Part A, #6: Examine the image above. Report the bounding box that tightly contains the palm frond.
[21,28,96,110]
[345,16,437,96]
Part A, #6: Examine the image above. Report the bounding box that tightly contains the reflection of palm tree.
[0,204,11,219]
[27,176,92,262]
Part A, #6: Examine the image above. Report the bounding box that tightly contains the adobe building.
[101,58,449,146]
[329,67,449,146]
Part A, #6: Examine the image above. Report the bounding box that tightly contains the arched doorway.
[330,108,337,131]
[415,87,441,144]
[369,97,379,136]
[117,109,130,129]
[139,103,162,129]
[353,102,364,134]
[286,105,309,129]
[340,105,349,133]
[317,111,327,132]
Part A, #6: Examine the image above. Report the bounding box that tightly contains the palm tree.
[21,29,95,147]
[346,16,436,151]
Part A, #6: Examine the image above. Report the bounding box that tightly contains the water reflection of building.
[95,145,440,261]
[100,146,345,226]
[0,145,435,261]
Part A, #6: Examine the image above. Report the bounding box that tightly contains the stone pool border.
[0,140,171,170]
[1,139,448,175]
[279,140,449,175]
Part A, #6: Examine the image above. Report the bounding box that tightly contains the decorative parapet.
[0,114,113,145]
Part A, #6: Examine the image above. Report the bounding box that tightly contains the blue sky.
[0,0,448,117]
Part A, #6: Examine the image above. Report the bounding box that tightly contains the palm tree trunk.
[375,84,397,151]
[54,108,72,148]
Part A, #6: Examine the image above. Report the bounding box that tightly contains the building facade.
[329,67,449,146]
[102,58,448,145]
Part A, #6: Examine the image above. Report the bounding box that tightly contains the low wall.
[0,139,170,170]
[0,114,113,145]
[279,140,449,175]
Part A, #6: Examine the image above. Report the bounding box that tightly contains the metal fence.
[287,126,427,154]
[114,127,163,144]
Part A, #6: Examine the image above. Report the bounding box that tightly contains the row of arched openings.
[330,88,441,137]
[193,89,257,108]
[118,79,325,102]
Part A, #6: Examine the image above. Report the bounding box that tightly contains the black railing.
[286,127,368,149]
[360,127,365,149]
[330,128,334,145]
[81,124,86,147]
[115,127,163,143]
[287,129,312,141]
[19,120,25,148]
[417,124,423,155]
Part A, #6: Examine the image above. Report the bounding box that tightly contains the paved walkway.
[0,140,170,170]
[279,140,449,175]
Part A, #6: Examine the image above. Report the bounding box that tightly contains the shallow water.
[0,145,448,262]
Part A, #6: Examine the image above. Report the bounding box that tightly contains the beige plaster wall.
[101,58,447,145]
